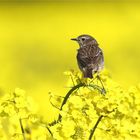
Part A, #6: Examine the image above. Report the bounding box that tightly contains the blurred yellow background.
[0,1,140,121]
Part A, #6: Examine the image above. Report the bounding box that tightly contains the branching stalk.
[46,126,53,136]
[96,75,106,94]
[89,115,103,140]
[19,118,26,140]
[49,82,103,126]
[58,82,85,123]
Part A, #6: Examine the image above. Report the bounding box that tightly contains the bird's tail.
[83,68,93,79]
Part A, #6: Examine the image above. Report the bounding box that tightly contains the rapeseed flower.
[0,69,140,140]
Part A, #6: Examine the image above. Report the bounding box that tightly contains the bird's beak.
[71,38,78,41]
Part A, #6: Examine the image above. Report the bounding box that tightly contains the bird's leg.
[96,74,106,94]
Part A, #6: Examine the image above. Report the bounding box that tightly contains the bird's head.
[71,34,98,48]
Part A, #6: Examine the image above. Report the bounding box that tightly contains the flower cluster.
[0,69,140,140]
[0,88,52,140]
[49,69,140,140]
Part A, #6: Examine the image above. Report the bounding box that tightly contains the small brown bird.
[71,34,104,79]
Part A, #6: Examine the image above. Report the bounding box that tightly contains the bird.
[71,34,104,79]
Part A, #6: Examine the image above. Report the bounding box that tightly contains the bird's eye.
[82,38,85,41]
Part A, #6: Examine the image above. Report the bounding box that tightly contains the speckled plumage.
[71,34,104,78]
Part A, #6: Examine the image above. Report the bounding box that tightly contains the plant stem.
[19,118,26,140]
[96,75,106,94]
[89,115,103,140]
[58,82,85,122]
[46,126,53,136]
[49,82,103,126]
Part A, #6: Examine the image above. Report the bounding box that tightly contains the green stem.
[46,126,53,136]
[60,83,85,110]
[96,75,106,94]
[49,82,103,126]
[48,83,85,126]
[58,82,103,122]
[19,118,26,140]
[89,115,103,140]
[58,82,85,122]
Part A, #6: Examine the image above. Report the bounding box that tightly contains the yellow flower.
[14,96,27,108]
[4,104,16,116]
[69,96,85,109]
[61,119,75,137]
[14,88,26,97]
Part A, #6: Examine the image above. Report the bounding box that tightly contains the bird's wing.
[77,45,102,68]
[77,48,90,68]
